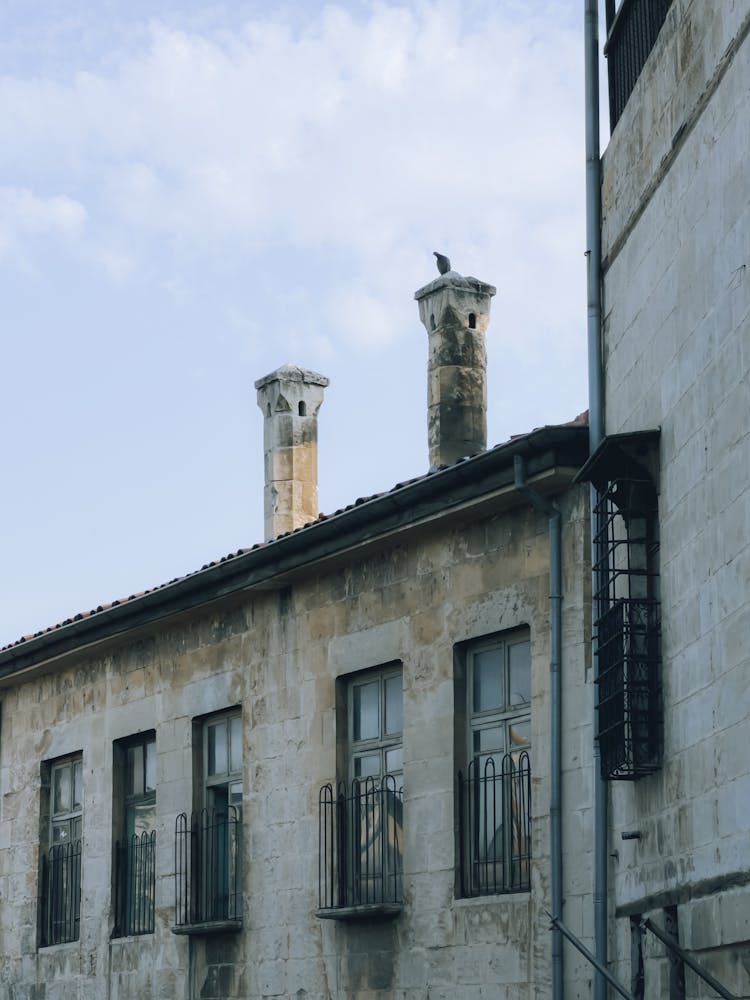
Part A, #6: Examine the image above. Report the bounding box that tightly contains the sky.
[1,0,608,647]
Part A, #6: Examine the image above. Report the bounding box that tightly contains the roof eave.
[0,423,588,684]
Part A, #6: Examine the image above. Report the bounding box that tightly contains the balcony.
[173,808,242,934]
[40,840,82,946]
[317,776,403,920]
[113,831,156,937]
[458,751,531,897]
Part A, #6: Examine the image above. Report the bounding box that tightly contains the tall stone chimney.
[255,364,329,541]
[414,266,496,468]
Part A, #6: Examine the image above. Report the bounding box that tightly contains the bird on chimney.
[433,251,451,275]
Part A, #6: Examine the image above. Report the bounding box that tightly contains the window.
[40,755,83,945]
[318,665,404,915]
[578,431,662,780]
[174,710,242,930]
[113,734,156,937]
[458,633,532,896]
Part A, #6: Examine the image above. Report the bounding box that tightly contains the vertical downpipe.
[584,1,608,998]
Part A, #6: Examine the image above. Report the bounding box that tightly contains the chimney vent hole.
[469,313,476,329]
[298,401,307,416]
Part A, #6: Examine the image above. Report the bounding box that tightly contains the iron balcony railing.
[604,0,675,128]
[598,598,661,779]
[113,831,156,937]
[318,775,403,911]
[458,751,531,897]
[40,839,82,946]
[174,807,242,927]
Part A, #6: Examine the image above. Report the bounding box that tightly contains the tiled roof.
[1,411,588,654]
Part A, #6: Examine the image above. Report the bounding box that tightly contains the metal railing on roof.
[604,0,675,128]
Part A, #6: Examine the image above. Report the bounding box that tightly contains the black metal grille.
[174,808,242,926]
[458,751,531,897]
[605,0,674,128]
[594,472,661,779]
[113,831,156,937]
[40,840,82,946]
[318,776,403,910]
[598,600,661,778]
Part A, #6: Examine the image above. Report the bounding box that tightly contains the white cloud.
[0,187,87,264]
[0,2,585,349]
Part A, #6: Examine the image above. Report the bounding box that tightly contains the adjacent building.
[579,0,750,996]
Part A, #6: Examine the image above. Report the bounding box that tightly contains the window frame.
[174,708,243,930]
[112,732,156,938]
[347,664,403,785]
[457,630,532,898]
[39,752,83,947]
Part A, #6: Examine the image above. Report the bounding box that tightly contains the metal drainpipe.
[584,1,608,998]
[513,455,563,1000]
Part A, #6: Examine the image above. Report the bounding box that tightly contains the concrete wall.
[0,486,593,999]
[601,0,750,993]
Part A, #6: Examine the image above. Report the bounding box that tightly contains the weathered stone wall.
[0,486,593,999]
[601,1,750,993]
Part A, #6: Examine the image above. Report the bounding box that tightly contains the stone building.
[0,269,594,998]
[577,1,750,996]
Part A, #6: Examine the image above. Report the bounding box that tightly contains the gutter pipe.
[514,455,563,1000]
[584,2,608,998]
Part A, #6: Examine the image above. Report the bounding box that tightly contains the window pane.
[473,648,504,712]
[384,675,402,735]
[208,722,228,777]
[53,765,71,816]
[508,641,531,706]
[474,725,505,756]
[354,754,381,779]
[52,821,71,844]
[385,747,403,775]
[128,745,144,797]
[73,760,83,810]
[230,716,242,773]
[229,781,243,809]
[509,719,531,754]
[144,740,156,792]
[353,681,379,742]
[127,800,156,838]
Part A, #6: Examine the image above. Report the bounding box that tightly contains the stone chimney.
[255,364,329,541]
[414,267,496,468]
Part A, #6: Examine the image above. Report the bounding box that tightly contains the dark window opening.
[298,401,307,416]
[468,313,476,329]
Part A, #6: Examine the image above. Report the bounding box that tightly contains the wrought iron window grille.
[458,750,531,897]
[604,0,675,128]
[174,807,242,928]
[40,840,82,946]
[113,831,156,937]
[593,468,662,780]
[318,775,404,914]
